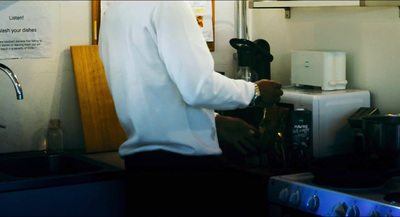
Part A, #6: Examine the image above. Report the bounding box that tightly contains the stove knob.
[289,190,302,206]
[368,211,380,217]
[306,195,320,211]
[331,202,346,217]
[346,205,360,217]
[278,188,289,202]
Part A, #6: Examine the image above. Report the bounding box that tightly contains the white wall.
[213,1,238,78]
[0,1,91,153]
[251,6,400,114]
[0,1,238,153]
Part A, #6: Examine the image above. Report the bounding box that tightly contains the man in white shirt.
[99,1,282,216]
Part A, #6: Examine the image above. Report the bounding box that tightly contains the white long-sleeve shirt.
[99,1,254,157]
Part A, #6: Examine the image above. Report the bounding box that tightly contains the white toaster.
[291,50,348,91]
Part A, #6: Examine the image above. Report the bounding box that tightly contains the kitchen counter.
[85,151,309,177]
[228,163,309,177]
[0,150,306,216]
[0,151,126,216]
[0,151,125,193]
[85,151,125,169]
[84,151,306,217]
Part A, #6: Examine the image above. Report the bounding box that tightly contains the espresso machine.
[230,38,274,81]
[224,38,274,127]
[220,38,274,162]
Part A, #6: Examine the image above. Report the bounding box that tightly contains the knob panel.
[278,188,289,203]
[306,195,320,212]
[289,190,301,206]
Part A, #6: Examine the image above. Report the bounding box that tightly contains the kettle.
[348,108,400,165]
[362,114,400,165]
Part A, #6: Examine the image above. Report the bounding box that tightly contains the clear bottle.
[236,66,258,82]
[46,119,64,154]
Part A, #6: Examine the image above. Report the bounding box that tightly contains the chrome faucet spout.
[0,63,23,100]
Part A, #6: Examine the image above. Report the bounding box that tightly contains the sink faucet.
[1,63,23,129]
[0,63,23,100]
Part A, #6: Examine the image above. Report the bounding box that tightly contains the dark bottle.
[259,106,289,167]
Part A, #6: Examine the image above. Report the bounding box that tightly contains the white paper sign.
[100,1,213,42]
[188,1,213,42]
[0,2,52,59]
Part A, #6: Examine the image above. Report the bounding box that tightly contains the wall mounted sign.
[0,2,52,59]
[92,1,215,51]
[188,1,214,43]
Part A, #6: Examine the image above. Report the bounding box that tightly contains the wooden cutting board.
[71,45,127,153]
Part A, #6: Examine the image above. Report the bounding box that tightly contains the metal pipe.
[242,1,247,39]
[236,1,248,39]
[0,63,23,100]
[236,1,241,38]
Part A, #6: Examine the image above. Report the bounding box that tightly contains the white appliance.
[291,50,348,90]
[279,87,370,159]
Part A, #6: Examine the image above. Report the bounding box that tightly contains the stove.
[268,172,400,216]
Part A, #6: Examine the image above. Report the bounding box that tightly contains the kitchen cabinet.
[249,0,400,18]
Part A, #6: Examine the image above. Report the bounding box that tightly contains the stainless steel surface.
[268,172,400,216]
[236,1,248,39]
[0,63,23,100]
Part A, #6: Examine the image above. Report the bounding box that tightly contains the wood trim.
[207,0,215,51]
[91,0,100,45]
[92,1,216,51]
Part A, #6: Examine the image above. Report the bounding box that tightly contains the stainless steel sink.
[0,153,103,178]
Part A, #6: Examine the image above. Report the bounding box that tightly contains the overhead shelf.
[250,0,400,8]
[250,1,358,8]
[249,0,400,18]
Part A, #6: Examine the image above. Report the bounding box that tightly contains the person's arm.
[153,2,254,110]
[215,113,261,155]
[154,2,283,110]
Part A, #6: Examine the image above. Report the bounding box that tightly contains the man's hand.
[215,114,261,155]
[254,79,283,107]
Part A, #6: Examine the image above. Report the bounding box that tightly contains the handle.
[229,38,273,60]
[328,80,348,86]
[229,38,256,50]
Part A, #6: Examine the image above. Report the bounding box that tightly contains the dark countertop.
[85,151,309,179]
[0,151,125,193]
[228,163,309,178]
[85,151,125,169]
[0,150,308,194]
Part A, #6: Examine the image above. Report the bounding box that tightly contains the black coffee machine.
[229,38,274,81]
[223,38,274,128]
